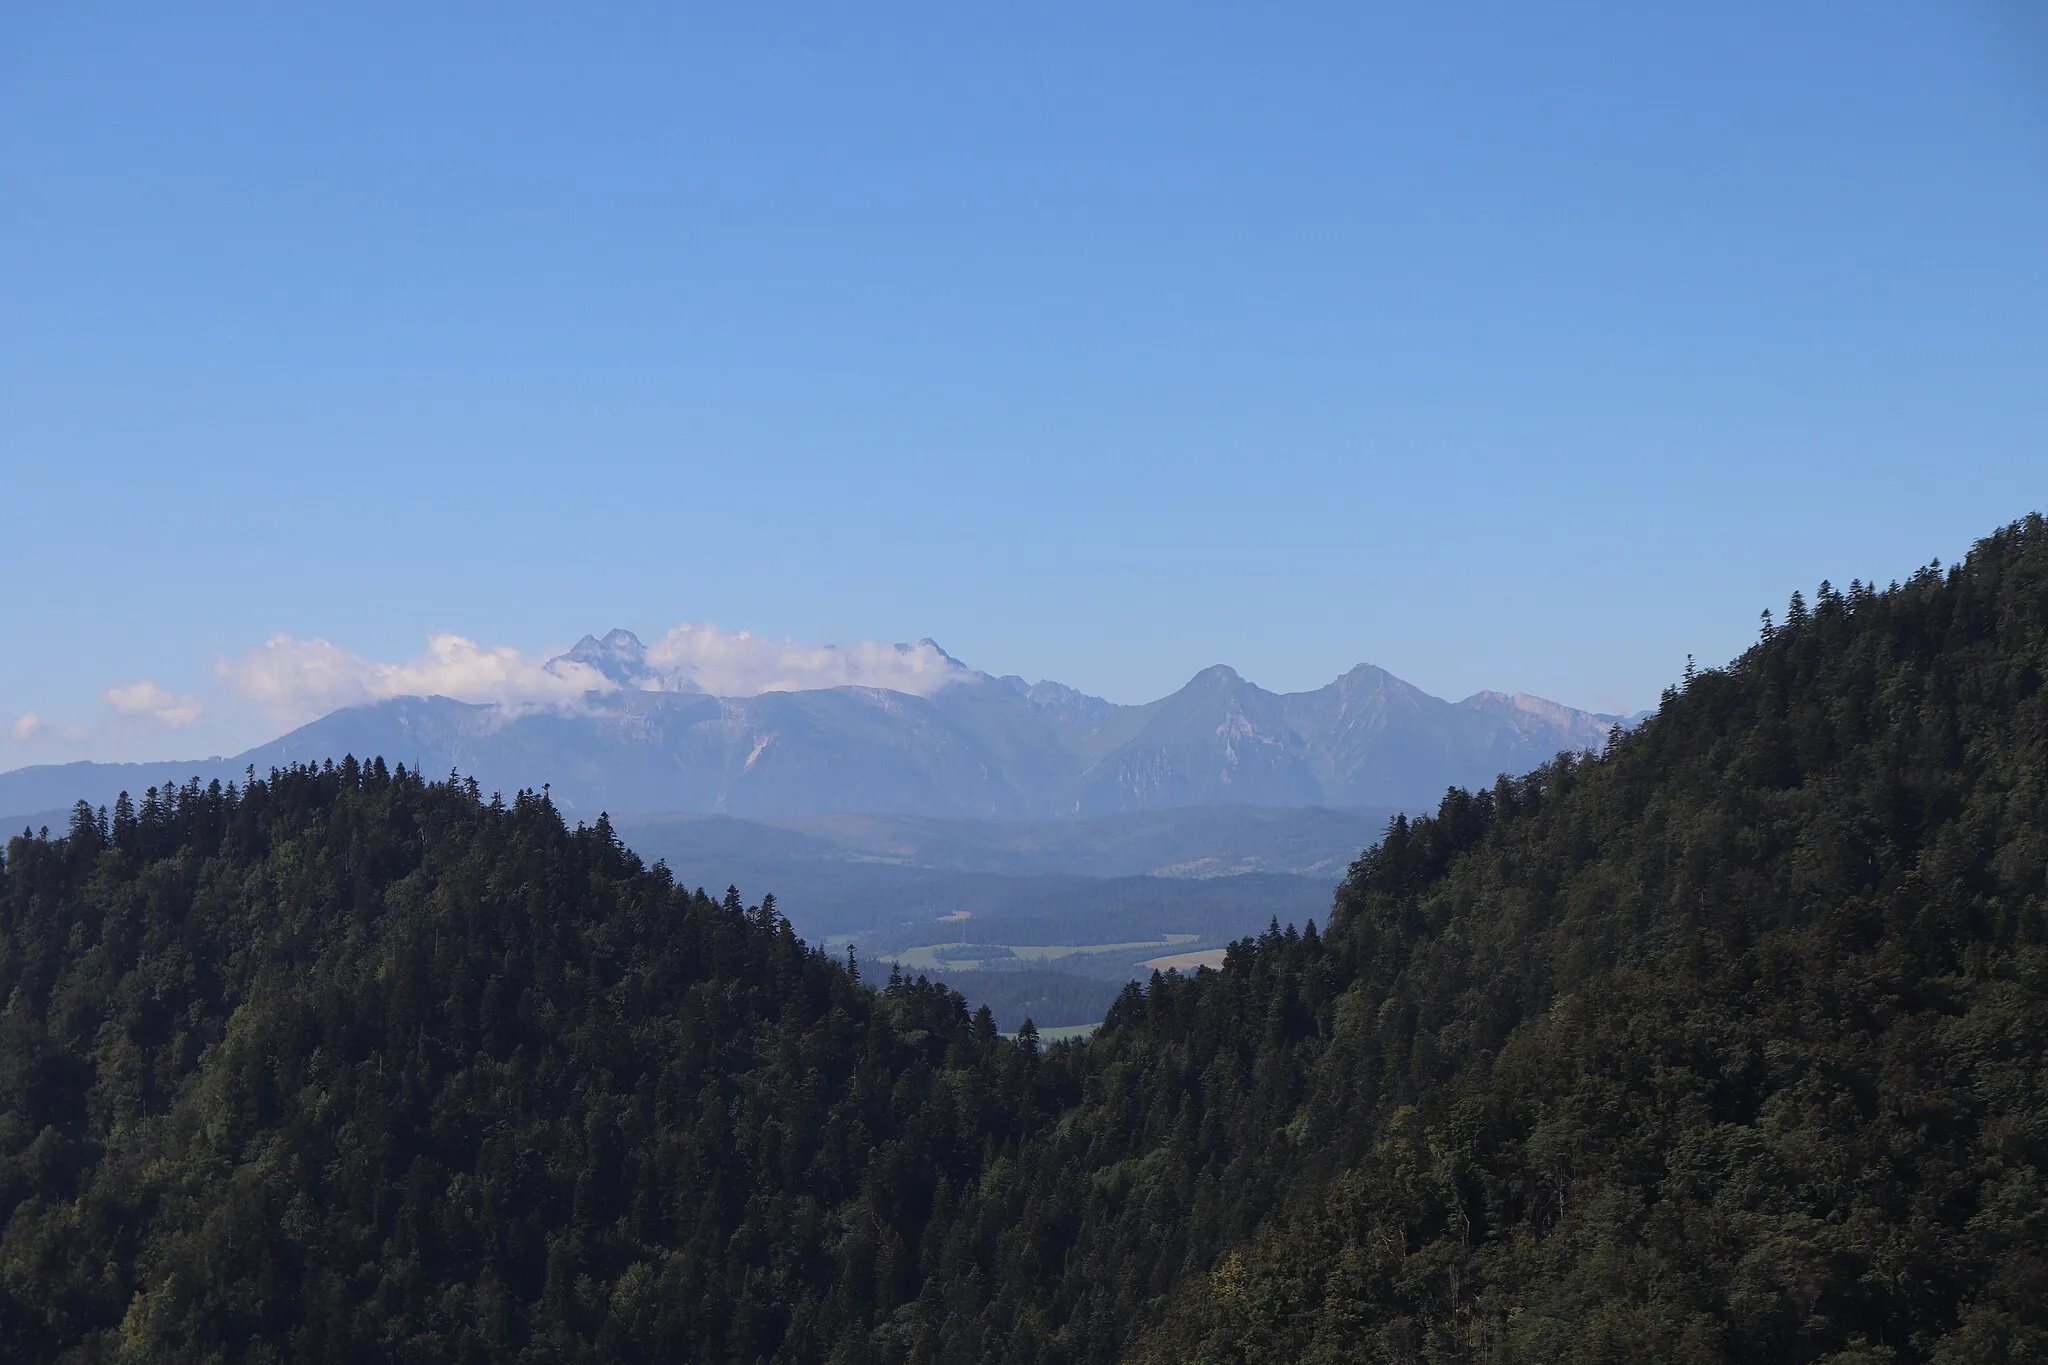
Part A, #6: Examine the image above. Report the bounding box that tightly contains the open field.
[887,934,1197,973]
[1137,947,1228,972]
[1007,934,1197,961]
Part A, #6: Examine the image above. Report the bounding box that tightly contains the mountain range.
[10,521,2046,1362]
[0,632,1632,827]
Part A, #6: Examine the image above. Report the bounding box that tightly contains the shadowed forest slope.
[1116,520,2048,1364]
[3,515,2046,1363]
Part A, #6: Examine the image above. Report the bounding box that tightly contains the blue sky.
[3,2,2044,764]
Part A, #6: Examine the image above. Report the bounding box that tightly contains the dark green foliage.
[922,969,1128,1031]
[1124,520,2048,1363]
[0,764,1065,1362]
[6,515,2048,1363]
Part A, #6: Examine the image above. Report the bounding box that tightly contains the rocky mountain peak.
[554,629,655,689]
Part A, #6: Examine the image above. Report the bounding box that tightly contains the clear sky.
[3,2,2044,765]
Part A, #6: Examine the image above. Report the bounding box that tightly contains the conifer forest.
[4,516,2047,1363]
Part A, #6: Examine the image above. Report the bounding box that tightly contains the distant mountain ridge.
[0,635,1633,824]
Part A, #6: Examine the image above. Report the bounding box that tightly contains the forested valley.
[4,515,2047,1363]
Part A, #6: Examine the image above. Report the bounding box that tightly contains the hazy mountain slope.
[0,759,245,829]
[1297,665,1634,806]
[0,657,1623,825]
[1072,663,1637,813]
[1077,665,1324,811]
[996,674,1137,735]
[756,803,1396,879]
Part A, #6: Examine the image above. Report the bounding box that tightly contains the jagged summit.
[1331,660,1397,685]
[555,628,662,689]
[1,649,1633,824]
[540,630,974,698]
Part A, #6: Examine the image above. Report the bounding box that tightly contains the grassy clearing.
[889,933,1198,972]
[1137,947,1229,972]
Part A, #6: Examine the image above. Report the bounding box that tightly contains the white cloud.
[103,681,203,727]
[208,624,976,728]
[215,633,615,726]
[9,712,41,740]
[638,624,968,697]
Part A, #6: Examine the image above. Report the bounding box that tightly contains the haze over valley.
[1,636,1629,1026]
[0,625,1649,1033]
[5,6,2044,1359]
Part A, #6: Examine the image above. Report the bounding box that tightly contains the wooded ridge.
[3,515,2044,1362]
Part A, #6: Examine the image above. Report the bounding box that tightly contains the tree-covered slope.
[1115,522,2048,1363]
[4,515,2047,1364]
[0,767,1065,1362]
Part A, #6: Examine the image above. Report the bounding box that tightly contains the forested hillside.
[0,766,1070,1362]
[5,516,2047,1363]
[1113,523,2048,1363]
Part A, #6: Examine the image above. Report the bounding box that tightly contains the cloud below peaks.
[208,624,977,731]
[215,634,613,727]
[633,624,970,698]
